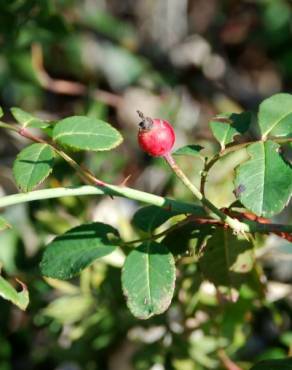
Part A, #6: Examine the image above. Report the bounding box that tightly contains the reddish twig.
[18,128,105,186]
[240,212,292,242]
[218,349,243,370]
[31,43,123,108]
[222,209,292,242]
[187,213,292,242]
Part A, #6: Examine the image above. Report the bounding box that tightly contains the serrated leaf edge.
[259,93,292,139]
[234,141,292,218]
[40,222,119,280]
[121,242,176,320]
[53,119,123,152]
[173,145,204,157]
[13,144,55,192]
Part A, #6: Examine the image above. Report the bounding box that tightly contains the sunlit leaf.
[235,141,292,217]
[11,107,50,129]
[53,116,123,151]
[13,143,55,192]
[258,93,292,139]
[209,112,251,150]
[122,241,175,319]
[173,145,204,157]
[0,276,29,310]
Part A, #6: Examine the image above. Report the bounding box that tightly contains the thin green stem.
[18,128,104,186]
[123,217,191,246]
[0,186,291,234]
[0,122,18,132]
[1,119,291,236]
[0,185,204,215]
[164,153,249,233]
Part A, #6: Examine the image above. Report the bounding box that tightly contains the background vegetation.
[0,1,292,369]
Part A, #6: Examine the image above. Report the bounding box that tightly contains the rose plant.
[0,93,292,369]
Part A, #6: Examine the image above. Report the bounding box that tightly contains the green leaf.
[162,223,213,256]
[40,223,119,280]
[0,106,3,118]
[251,358,292,370]
[209,112,251,150]
[0,216,11,232]
[11,107,50,129]
[42,295,93,325]
[96,44,146,90]
[198,229,254,288]
[173,145,204,157]
[81,8,136,45]
[122,241,176,319]
[132,205,184,233]
[13,143,55,192]
[258,93,292,139]
[0,276,29,310]
[53,116,123,151]
[235,141,292,217]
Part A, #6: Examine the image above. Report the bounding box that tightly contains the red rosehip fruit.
[137,111,175,157]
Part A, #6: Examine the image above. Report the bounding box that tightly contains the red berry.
[137,111,175,157]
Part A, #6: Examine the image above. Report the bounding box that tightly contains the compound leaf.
[122,241,175,319]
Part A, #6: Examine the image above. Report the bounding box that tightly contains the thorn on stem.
[120,174,132,187]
